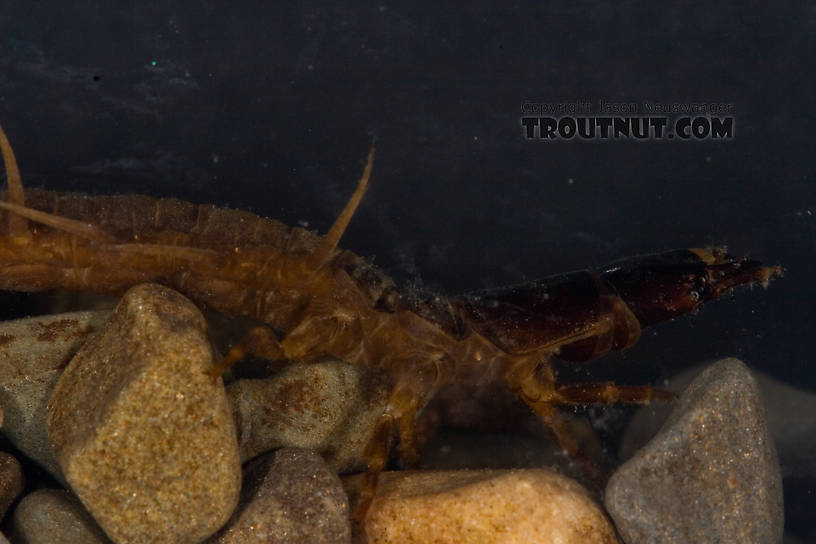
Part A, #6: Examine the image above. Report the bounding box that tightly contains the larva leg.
[352,382,425,522]
[0,200,116,242]
[395,403,422,466]
[393,357,446,466]
[207,325,284,377]
[352,411,394,524]
[0,122,30,239]
[553,382,674,405]
[100,243,216,261]
[522,396,605,484]
[505,360,605,485]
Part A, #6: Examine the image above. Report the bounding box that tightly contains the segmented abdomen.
[3,188,318,250]
[0,188,401,317]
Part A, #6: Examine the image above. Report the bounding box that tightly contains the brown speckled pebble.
[46,284,241,544]
[209,448,350,544]
[0,311,109,481]
[0,451,24,520]
[605,358,783,544]
[352,469,618,544]
[228,359,390,471]
[11,489,111,544]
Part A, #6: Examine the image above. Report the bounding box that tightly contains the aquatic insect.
[0,122,781,522]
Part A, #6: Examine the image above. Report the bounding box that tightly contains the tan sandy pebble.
[0,311,110,481]
[228,358,391,472]
[46,284,241,544]
[209,448,350,543]
[349,469,618,544]
[11,489,111,544]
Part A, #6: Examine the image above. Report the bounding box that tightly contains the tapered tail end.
[600,247,783,327]
[688,247,783,294]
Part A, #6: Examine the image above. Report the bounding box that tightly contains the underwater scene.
[0,2,811,543]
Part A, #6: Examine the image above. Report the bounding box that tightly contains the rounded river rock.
[46,284,241,544]
[605,358,783,544]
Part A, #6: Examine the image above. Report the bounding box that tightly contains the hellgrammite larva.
[0,121,781,524]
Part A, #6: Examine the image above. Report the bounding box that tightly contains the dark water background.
[0,2,813,540]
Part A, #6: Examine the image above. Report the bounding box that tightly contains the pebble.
[0,311,109,481]
[46,284,241,544]
[209,448,350,543]
[605,358,783,544]
[0,451,24,520]
[228,359,391,472]
[620,360,816,479]
[11,489,111,544]
[350,469,618,544]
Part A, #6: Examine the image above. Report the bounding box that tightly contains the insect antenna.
[0,121,115,244]
[304,145,375,273]
[0,122,31,240]
[0,200,116,243]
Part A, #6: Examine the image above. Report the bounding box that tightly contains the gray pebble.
[620,361,816,479]
[209,448,350,544]
[605,358,783,544]
[11,489,111,544]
